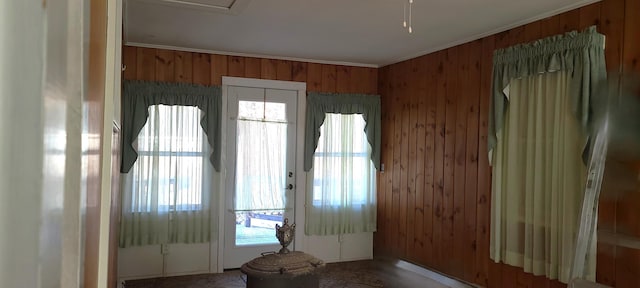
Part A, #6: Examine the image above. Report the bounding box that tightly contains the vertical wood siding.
[122,47,377,95]
[376,0,640,287]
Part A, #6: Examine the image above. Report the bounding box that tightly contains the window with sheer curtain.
[120,105,211,247]
[491,71,591,283]
[489,27,606,283]
[233,100,287,214]
[305,113,376,235]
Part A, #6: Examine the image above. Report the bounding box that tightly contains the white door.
[223,85,298,268]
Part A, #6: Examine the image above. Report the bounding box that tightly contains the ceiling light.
[403,0,413,34]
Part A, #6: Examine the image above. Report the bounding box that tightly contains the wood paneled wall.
[375,0,640,287]
[122,47,378,95]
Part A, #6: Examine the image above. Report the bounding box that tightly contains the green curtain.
[304,92,381,171]
[121,80,222,173]
[489,26,607,163]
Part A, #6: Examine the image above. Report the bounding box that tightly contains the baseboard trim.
[395,260,478,288]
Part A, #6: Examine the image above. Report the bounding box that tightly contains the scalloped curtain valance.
[489,26,607,163]
[304,92,381,171]
[120,80,222,173]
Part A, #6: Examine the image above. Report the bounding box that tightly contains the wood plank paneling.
[413,56,427,264]
[376,65,389,250]
[381,65,395,253]
[398,60,411,260]
[523,20,542,43]
[291,62,307,82]
[192,53,210,85]
[228,56,245,77]
[276,60,292,81]
[476,34,495,288]
[452,43,469,277]
[406,59,419,262]
[501,264,518,288]
[367,68,378,95]
[390,63,403,256]
[349,67,367,94]
[422,54,437,268]
[624,0,640,75]
[517,268,534,288]
[321,64,337,93]
[540,14,562,38]
[375,1,639,287]
[579,1,602,29]
[442,47,459,275]
[244,57,261,79]
[175,51,193,83]
[123,46,137,80]
[136,47,156,81]
[463,39,481,283]
[336,66,351,94]
[559,8,581,32]
[155,49,175,82]
[261,58,278,80]
[124,48,379,98]
[377,65,391,251]
[211,54,228,85]
[306,63,323,92]
[432,51,447,271]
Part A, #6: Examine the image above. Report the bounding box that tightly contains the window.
[120,104,212,247]
[488,27,606,283]
[312,114,373,206]
[131,105,208,212]
[306,113,376,235]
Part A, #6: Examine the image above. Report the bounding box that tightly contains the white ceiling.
[124,0,599,67]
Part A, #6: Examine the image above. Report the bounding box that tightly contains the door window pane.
[234,100,288,246]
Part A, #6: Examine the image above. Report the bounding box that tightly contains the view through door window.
[234,100,287,246]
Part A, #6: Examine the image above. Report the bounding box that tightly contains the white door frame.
[217,76,307,272]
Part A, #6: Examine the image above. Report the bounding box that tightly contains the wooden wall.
[85,0,107,287]
[121,47,378,95]
[375,0,640,287]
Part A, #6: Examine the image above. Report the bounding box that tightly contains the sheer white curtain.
[305,113,376,235]
[120,105,211,247]
[234,119,287,212]
[490,71,595,283]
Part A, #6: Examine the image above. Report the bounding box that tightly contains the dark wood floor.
[368,255,474,288]
[123,255,474,288]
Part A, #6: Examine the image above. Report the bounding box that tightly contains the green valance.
[304,92,381,171]
[121,80,222,173]
[489,26,607,163]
